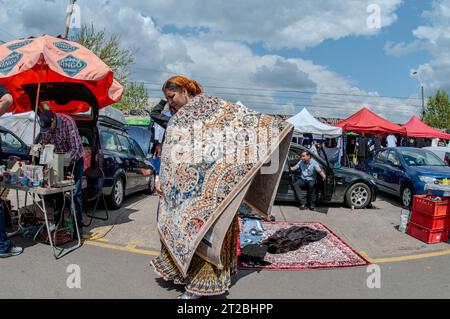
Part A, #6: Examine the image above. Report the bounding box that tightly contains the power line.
[144,86,421,109]
[130,65,422,101]
[139,80,421,101]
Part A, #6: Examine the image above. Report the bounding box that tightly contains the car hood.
[411,166,450,178]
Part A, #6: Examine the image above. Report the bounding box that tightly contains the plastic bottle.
[65,219,73,230]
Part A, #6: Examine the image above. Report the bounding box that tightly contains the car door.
[129,137,151,188]
[368,149,389,189]
[0,130,29,164]
[100,129,123,186]
[384,150,405,194]
[316,147,335,201]
[116,134,138,190]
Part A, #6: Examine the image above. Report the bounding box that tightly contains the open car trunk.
[23,82,103,206]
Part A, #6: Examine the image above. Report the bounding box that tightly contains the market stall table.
[1,181,81,259]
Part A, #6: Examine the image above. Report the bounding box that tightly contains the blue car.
[366,147,450,207]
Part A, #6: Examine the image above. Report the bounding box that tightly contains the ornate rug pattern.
[238,221,370,270]
[157,94,293,277]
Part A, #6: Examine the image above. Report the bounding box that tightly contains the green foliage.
[75,24,149,112]
[116,82,149,112]
[422,90,450,130]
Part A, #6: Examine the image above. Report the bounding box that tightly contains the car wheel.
[346,183,372,209]
[107,177,125,210]
[144,173,156,195]
[401,185,413,208]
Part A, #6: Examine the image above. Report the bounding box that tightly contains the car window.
[100,131,119,152]
[0,132,23,150]
[126,126,151,155]
[130,138,145,159]
[399,149,446,167]
[117,135,134,155]
[387,151,401,167]
[288,149,302,167]
[444,152,450,166]
[375,150,387,164]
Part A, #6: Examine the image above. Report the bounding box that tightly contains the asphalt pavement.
[1,190,450,299]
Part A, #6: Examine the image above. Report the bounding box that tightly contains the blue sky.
[247,1,432,102]
[1,0,449,122]
[298,1,431,98]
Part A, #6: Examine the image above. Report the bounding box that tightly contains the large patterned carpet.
[238,221,370,270]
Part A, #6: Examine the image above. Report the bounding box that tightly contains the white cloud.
[384,40,422,56]
[0,0,414,122]
[386,0,450,95]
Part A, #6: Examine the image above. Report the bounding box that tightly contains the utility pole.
[63,0,77,39]
[412,70,426,119]
[421,85,425,119]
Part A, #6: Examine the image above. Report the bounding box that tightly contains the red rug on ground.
[237,221,370,270]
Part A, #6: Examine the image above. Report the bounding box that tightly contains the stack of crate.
[407,195,450,244]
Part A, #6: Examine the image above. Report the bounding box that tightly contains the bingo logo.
[54,41,79,53]
[7,40,33,51]
[0,51,23,75]
[58,55,87,77]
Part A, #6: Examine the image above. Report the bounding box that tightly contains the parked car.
[276,144,378,209]
[423,147,450,166]
[365,147,450,207]
[77,117,156,210]
[0,126,30,164]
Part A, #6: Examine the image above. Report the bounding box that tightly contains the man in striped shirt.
[39,109,84,238]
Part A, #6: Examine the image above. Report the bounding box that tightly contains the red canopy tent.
[402,115,450,140]
[337,107,406,135]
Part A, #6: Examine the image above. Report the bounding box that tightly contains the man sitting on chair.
[290,150,326,211]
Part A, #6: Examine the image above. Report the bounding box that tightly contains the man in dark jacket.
[150,99,171,129]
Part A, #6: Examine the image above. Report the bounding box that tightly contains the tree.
[117,82,150,113]
[75,24,134,84]
[422,90,450,130]
[74,24,149,112]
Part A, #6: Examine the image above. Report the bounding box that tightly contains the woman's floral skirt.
[151,216,239,296]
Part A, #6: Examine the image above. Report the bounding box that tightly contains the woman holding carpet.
[151,76,293,299]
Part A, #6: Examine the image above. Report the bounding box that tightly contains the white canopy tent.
[286,108,342,137]
[0,111,40,146]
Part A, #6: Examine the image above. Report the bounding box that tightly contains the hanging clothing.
[415,137,426,148]
[238,226,328,266]
[262,226,328,254]
[356,137,369,158]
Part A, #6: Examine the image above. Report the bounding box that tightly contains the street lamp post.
[412,71,425,118]
[64,0,77,39]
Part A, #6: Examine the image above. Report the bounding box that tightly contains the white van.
[423,147,450,166]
